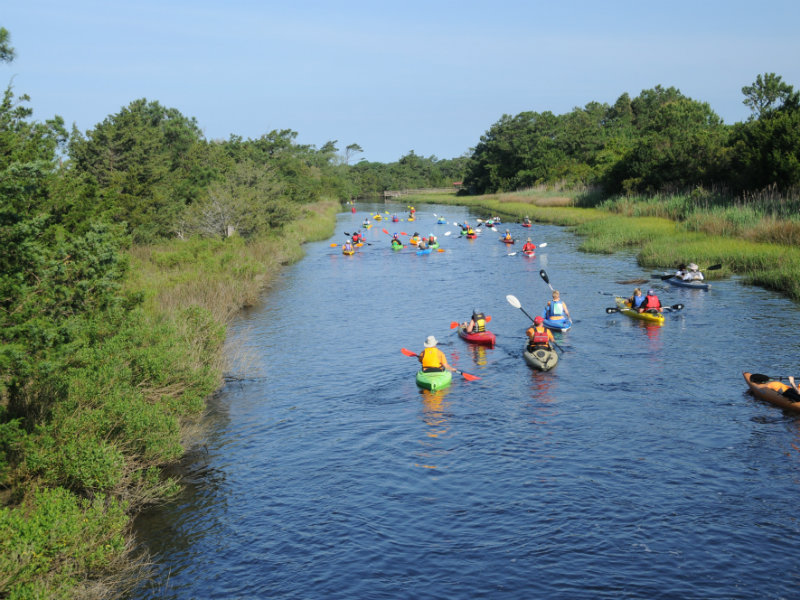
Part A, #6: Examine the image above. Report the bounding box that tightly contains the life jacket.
[472,313,486,333]
[644,294,661,309]
[522,242,535,252]
[529,325,551,348]
[420,347,444,371]
[629,295,645,309]
[504,232,512,240]
[547,301,564,319]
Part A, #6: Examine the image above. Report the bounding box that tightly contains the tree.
[0,27,15,63]
[344,143,363,165]
[741,73,798,119]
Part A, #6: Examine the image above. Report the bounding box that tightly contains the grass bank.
[405,190,800,301]
[0,200,339,599]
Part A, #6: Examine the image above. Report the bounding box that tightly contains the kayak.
[437,218,447,224]
[392,217,399,222]
[501,238,514,244]
[614,297,665,324]
[457,325,496,348]
[391,243,403,251]
[743,372,800,412]
[416,248,432,255]
[374,215,382,220]
[665,276,710,290]
[523,346,559,371]
[542,317,572,331]
[407,217,415,222]
[429,242,440,249]
[342,249,355,255]
[522,222,532,227]
[466,233,477,239]
[416,370,453,391]
[522,250,535,257]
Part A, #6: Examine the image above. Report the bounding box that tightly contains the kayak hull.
[614,297,665,324]
[523,347,559,371]
[416,370,453,391]
[743,372,800,412]
[542,317,572,331]
[391,244,403,251]
[416,248,432,255]
[501,239,515,244]
[437,219,447,224]
[522,223,532,227]
[522,250,535,257]
[665,276,710,290]
[457,325,496,348]
[342,249,355,255]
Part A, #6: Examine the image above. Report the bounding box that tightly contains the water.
[132,203,800,599]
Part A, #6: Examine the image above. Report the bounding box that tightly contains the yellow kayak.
[614,297,664,324]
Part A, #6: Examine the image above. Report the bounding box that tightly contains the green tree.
[741,72,799,119]
[0,27,15,63]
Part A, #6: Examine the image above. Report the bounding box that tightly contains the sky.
[4,1,800,164]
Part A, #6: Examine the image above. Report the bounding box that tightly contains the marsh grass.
[406,189,800,300]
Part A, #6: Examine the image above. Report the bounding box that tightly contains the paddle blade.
[539,269,550,284]
[605,307,620,313]
[671,303,684,311]
[382,228,389,235]
[507,252,517,256]
[400,348,418,357]
[538,242,547,248]
[707,264,722,271]
[506,294,522,309]
[437,248,445,252]
[444,231,452,236]
[329,243,338,247]
[485,315,492,322]
[459,370,480,381]
[450,321,459,329]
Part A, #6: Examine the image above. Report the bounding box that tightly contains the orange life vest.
[420,347,445,370]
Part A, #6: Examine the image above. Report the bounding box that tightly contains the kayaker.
[418,336,455,373]
[526,316,555,352]
[627,287,646,310]
[682,263,704,281]
[522,216,531,225]
[417,238,428,250]
[391,233,402,248]
[521,238,536,253]
[429,233,437,245]
[544,290,571,322]
[343,240,354,252]
[639,289,662,313]
[503,229,513,241]
[462,310,487,333]
[765,377,800,401]
[351,230,362,244]
[674,263,687,279]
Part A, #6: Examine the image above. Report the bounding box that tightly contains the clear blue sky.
[4,1,800,163]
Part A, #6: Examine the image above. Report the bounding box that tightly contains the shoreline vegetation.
[403,188,800,302]
[0,201,339,599]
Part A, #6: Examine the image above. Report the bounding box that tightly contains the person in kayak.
[351,230,362,244]
[503,229,513,241]
[765,377,800,401]
[521,238,536,253]
[462,310,487,333]
[627,287,646,310]
[526,316,555,352]
[391,233,402,248]
[545,290,571,322]
[681,263,704,281]
[522,216,532,225]
[639,289,662,313]
[418,336,455,373]
[343,240,354,252]
[428,233,438,246]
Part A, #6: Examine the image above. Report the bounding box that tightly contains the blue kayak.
[542,317,572,331]
[416,248,432,255]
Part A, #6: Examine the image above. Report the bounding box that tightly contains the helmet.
[533,316,544,325]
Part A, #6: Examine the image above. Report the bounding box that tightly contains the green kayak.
[415,370,453,390]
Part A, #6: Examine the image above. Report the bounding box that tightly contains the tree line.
[461,75,800,197]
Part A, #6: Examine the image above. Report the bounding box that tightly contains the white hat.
[424,335,438,347]
[688,263,699,270]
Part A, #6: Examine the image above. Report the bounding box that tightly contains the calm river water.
[132,202,800,599]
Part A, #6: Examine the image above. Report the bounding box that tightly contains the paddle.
[605,303,684,314]
[505,294,564,353]
[449,316,492,329]
[658,264,722,280]
[539,269,554,291]
[400,348,480,381]
[508,242,546,256]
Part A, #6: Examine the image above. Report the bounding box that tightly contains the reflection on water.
[416,387,453,470]
[465,342,489,367]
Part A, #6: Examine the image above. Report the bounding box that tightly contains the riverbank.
[0,200,340,599]
[404,189,800,301]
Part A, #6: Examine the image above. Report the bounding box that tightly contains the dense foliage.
[462,77,800,199]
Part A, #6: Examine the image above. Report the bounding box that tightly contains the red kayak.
[500,238,514,244]
[457,325,496,348]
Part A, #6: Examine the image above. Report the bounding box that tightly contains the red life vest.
[644,294,661,309]
[530,325,550,347]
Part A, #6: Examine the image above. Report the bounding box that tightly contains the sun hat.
[688,263,699,270]
[647,289,655,295]
[533,316,544,324]
[424,335,438,347]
